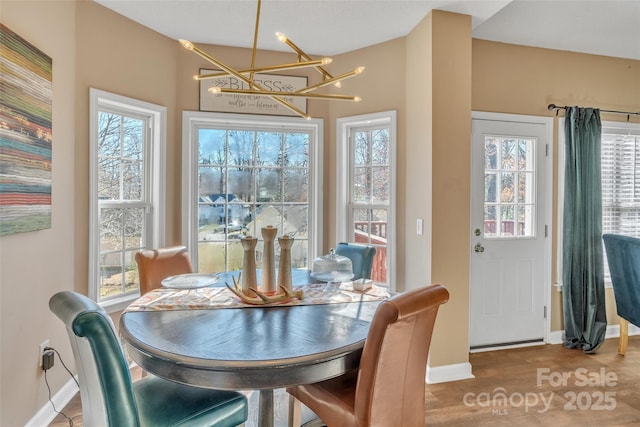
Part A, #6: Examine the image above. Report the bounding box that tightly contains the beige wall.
[1,2,76,426]
[428,11,472,367]
[3,1,640,424]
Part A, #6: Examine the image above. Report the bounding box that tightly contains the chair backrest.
[49,291,140,426]
[603,234,640,326]
[335,242,376,280]
[135,245,193,295]
[354,284,449,427]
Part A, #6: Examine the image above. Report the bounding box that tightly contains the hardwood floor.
[50,336,640,426]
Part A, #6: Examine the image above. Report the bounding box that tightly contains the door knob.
[474,243,485,253]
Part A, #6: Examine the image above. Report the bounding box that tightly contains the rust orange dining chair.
[135,246,193,295]
[287,284,449,427]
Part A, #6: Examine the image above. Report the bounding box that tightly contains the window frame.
[181,111,324,268]
[89,89,166,311]
[336,111,397,290]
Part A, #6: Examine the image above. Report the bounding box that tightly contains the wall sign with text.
[199,69,308,116]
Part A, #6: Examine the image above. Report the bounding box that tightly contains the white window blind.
[601,124,640,279]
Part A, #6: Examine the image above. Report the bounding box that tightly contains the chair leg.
[619,318,629,356]
[288,395,302,427]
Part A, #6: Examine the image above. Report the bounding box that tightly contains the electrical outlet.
[39,339,50,368]
[416,218,424,235]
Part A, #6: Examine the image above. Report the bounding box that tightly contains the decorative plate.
[161,273,220,289]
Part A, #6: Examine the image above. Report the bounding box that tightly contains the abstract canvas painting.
[0,24,52,236]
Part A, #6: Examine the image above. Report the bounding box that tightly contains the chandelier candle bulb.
[261,226,278,295]
[278,235,294,292]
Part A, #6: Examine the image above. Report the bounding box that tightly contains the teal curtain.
[562,107,606,353]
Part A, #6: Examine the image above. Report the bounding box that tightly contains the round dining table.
[119,270,383,427]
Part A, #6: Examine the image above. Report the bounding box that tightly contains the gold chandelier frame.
[180,0,363,119]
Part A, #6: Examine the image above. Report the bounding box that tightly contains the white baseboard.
[426,362,474,384]
[547,330,564,344]
[26,376,78,427]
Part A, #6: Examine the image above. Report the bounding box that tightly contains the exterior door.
[470,115,550,349]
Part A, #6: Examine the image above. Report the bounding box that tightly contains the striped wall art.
[0,24,52,236]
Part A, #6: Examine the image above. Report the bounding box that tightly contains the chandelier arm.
[250,0,262,82]
[215,88,359,101]
[277,34,334,80]
[195,59,331,80]
[295,68,363,94]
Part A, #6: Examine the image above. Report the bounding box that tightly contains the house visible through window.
[89,89,165,309]
[182,112,323,273]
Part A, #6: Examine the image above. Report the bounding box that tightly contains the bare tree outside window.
[97,111,146,298]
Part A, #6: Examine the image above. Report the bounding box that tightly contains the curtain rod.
[547,103,640,120]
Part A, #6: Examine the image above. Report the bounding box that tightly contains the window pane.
[228,130,254,165]
[198,241,227,273]
[98,113,120,156]
[124,208,144,250]
[284,168,308,202]
[100,208,123,251]
[226,167,252,203]
[257,168,281,202]
[199,166,226,203]
[485,172,497,203]
[123,160,143,200]
[353,167,371,203]
[517,205,534,237]
[199,129,227,165]
[485,138,498,169]
[122,117,143,159]
[354,131,370,166]
[371,129,389,165]
[285,133,308,167]
[371,166,389,204]
[257,132,282,166]
[484,205,497,236]
[98,157,119,199]
[501,205,515,236]
[501,172,515,203]
[501,139,516,170]
[283,205,308,238]
[290,239,308,268]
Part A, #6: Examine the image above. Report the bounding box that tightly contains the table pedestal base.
[259,389,274,427]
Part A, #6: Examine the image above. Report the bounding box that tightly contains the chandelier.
[179,0,364,119]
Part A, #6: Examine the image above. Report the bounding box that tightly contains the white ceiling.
[95,0,640,60]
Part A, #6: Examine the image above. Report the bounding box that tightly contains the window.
[483,136,536,239]
[558,120,640,284]
[337,111,396,289]
[601,122,640,278]
[89,89,165,309]
[182,112,323,273]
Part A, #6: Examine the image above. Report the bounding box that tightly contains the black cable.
[45,347,79,389]
[43,346,80,426]
[43,369,74,426]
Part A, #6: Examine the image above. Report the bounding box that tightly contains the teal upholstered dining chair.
[603,234,640,355]
[335,242,376,280]
[49,291,248,427]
